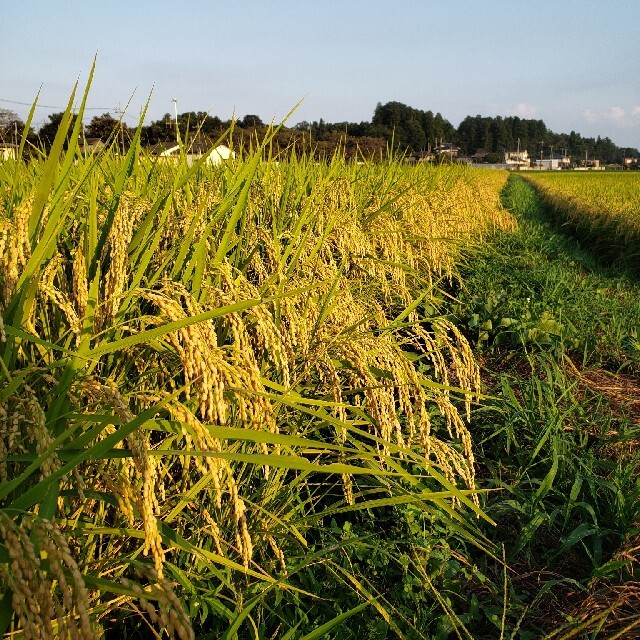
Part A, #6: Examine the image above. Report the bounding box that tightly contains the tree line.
[1,102,638,164]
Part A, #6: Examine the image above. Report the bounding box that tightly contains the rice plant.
[0,72,514,638]
[523,171,640,271]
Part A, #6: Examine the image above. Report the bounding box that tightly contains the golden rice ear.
[121,571,195,640]
[3,121,512,637]
[1,197,33,305]
[72,235,89,319]
[0,515,97,640]
[97,192,148,330]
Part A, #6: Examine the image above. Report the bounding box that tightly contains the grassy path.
[447,174,640,638]
[455,173,640,373]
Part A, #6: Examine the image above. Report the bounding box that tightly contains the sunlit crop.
[0,73,516,638]
[524,171,640,269]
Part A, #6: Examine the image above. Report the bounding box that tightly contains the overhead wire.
[0,97,117,111]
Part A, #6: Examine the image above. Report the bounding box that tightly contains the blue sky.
[2,0,639,148]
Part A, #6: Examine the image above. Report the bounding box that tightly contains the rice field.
[523,171,640,269]
[0,83,515,638]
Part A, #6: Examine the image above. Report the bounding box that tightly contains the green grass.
[451,174,640,372]
[443,174,640,639]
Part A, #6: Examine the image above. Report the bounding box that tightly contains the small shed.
[78,137,105,155]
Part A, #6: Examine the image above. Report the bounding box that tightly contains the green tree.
[38,112,79,150]
[85,112,121,141]
[140,114,175,145]
[0,108,25,144]
[491,117,513,153]
[240,114,264,128]
[457,116,479,154]
[372,102,455,152]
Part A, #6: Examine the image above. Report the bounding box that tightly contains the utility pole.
[172,98,179,142]
[115,103,125,155]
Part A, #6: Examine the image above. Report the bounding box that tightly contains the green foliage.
[371,102,456,152]
[36,110,80,150]
[442,172,640,638]
[85,112,129,142]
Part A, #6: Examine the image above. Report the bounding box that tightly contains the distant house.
[504,149,530,170]
[78,137,105,155]
[407,150,435,163]
[472,151,489,164]
[0,143,18,161]
[206,144,235,165]
[150,137,235,166]
[435,142,460,158]
[535,154,571,170]
[623,157,638,169]
[147,141,175,156]
[157,143,181,157]
[575,158,603,171]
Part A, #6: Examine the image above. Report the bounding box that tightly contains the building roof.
[206,145,235,164]
[149,134,221,156]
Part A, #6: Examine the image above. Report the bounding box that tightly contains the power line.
[0,97,117,111]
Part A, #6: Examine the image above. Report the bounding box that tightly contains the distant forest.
[296,102,639,164]
[2,101,638,164]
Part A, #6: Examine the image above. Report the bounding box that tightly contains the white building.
[504,149,529,169]
[156,142,235,166]
[206,144,235,165]
[534,154,571,170]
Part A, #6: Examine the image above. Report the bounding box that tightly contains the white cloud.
[605,106,627,123]
[513,102,537,118]
[583,106,640,129]
[483,101,537,118]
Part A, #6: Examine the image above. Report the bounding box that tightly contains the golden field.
[0,95,514,639]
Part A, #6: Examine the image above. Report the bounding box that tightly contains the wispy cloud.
[512,102,537,118]
[484,101,538,118]
[583,106,640,128]
[605,106,627,124]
